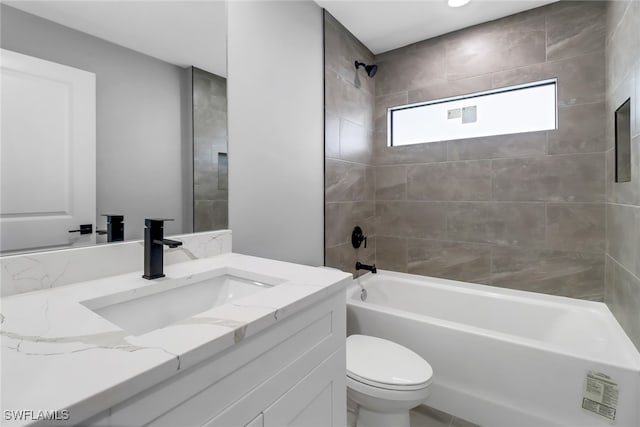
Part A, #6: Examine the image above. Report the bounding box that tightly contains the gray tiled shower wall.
[325,2,614,301]
[604,1,640,350]
[324,12,377,276]
[193,68,229,231]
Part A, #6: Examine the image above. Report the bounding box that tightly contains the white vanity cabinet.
[84,288,346,427]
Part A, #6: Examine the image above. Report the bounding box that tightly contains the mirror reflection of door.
[0,49,96,253]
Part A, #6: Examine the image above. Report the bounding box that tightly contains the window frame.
[387,78,558,147]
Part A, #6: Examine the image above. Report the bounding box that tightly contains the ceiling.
[3,0,558,75]
[315,0,557,54]
[3,0,227,77]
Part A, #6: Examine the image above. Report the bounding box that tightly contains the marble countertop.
[0,253,351,426]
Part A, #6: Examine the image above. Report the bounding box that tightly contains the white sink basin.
[81,269,284,335]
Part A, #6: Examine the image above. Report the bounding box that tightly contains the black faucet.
[142,218,182,280]
[97,214,124,242]
[355,261,377,274]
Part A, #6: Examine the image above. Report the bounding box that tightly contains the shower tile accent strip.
[0,230,232,297]
[361,1,608,301]
[604,0,640,351]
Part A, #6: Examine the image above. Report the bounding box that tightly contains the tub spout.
[355,261,377,274]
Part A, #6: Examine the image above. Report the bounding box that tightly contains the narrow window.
[388,79,557,147]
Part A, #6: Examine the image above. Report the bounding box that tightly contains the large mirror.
[0,1,227,254]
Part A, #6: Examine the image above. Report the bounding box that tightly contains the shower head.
[355,61,378,78]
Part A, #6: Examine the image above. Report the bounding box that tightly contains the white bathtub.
[346,270,640,427]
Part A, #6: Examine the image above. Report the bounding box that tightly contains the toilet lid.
[346,335,433,390]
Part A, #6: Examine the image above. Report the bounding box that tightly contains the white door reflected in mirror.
[0,49,96,254]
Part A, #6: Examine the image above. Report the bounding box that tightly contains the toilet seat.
[346,335,433,391]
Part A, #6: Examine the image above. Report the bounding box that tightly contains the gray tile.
[364,165,375,201]
[410,405,452,427]
[375,165,407,200]
[605,73,634,152]
[607,203,638,274]
[194,155,227,200]
[605,0,631,43]
[605,148,614,202]
[326,240,375,278]
[548,103,606,154]
[407,75,493,104]
[376,236,408,272]
[492,52,605,107]
[605,253,615,298]
[193,109,227,143]
[376,201,447,239]
[637,206,640,278]
[340,119,373,164]
[491,247,604,299]
[546,203,605,253]
[324,12,375,96]
[193,142,214,171]
[325,158,367,202]
[468,6,546,35]
[210,200,228,230]
[446,202,546,246]
[605,0,640,92]
[546,1,605,61]
[447,132,547,161]
[604,256,640,352]
[194,200,228,232]
[491,153,605,202]
[374,92,408,135]
[376,38,447,96]
[193,68,227,111]
[325,70,374,129]
[325,201,376,247]
[606,143,640,206]
[194,179,227,202]
[194,200,213,232]
[446,22,545,80]
[635,62,640,138]
[193,153,214,180]
[407,161,492,201]
[325,113,340,158]
[374,133,448,165]
[407,239,491,283]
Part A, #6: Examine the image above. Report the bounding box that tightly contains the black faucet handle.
[102,214,124,222]
[162,238,183,249]
[145,218,174,227]
[352,226,368,249]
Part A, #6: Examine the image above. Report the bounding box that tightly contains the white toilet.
[346,335,433,427]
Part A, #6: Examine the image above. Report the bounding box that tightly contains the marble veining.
[0,230,232,298]
[0,252,351,426]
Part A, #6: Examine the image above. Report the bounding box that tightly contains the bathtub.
[346,270,640,427]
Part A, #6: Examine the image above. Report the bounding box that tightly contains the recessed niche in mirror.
[615,98,631,183]
[0,1,227,255]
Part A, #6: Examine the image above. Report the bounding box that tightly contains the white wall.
[228,1,324,266]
